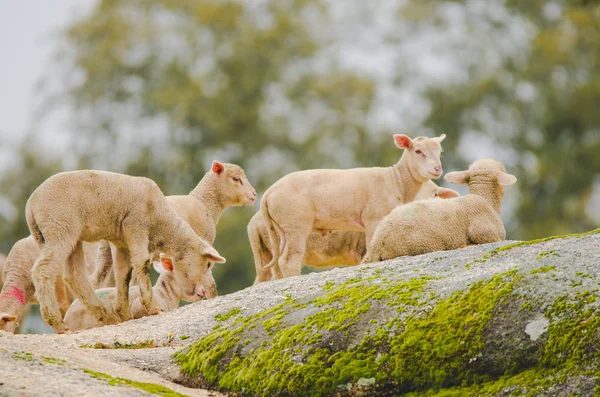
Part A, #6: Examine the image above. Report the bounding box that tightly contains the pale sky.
[0,1,94,144]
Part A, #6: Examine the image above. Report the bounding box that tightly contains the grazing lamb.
[64,255,202,331]
[251,181,459,283]
[91,161,256,298]
[363,158,517,262]
[261,134,446,278]
[0,236,98,333]
[26,170,226,333]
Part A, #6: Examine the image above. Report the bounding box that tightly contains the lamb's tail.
[261,192,283,271]
[25,202,45,246]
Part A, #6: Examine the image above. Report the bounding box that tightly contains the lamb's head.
[0,313,18,333]
[444,159,516,207]
[394,134,446,182]
[414,180,460,201]
[211,161,257,206]
[160,240,226,302]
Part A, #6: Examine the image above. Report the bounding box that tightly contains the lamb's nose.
[434,165,441,172]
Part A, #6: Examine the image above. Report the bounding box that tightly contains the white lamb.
[363,158,517,262]
[64,255,200,331]
[261,134,446,278]
[26,170,225,333]
[250,180,459,283]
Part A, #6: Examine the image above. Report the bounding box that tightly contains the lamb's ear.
[393,134,413,150]
[211,161,225,176]
[158,253,174,272]
[444,171,469,185]
[432,133,446,143]
[497,172,517,186]
[437,187,460,199]
[202,246,226,264]
[0,313,17,323]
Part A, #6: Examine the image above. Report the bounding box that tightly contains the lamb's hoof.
[116,310,133,322]
[148,308,163,316]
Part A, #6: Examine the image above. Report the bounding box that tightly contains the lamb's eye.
[233,176,240,182]
[207,262,213,270]
[415,150,426,158]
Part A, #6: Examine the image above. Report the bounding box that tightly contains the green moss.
[469,228,600,267]
[215,307,242,322]
[175,272,523,396]
[12,351,33,361]
[536,250,559,260]
[41,356,67,366]
[405,367,598,396]
[519,301,534,312]
[323,280,335,291]
[530,266,556,274]
[179,335,189,340]
[542,291,600,371]
[84,369,189,397]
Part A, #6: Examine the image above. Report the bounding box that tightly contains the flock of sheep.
[0,133,516,334]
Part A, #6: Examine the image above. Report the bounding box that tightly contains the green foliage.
[423,1,600,240]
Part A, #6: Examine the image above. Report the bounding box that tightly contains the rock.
[0,228,598,396]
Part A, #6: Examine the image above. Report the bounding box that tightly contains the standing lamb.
[64,255,204,331]
[261,133,446,278]
[26,170,226,333]
[0,236,101,333]
[91,161,256,298]
[363,158,517,262]
[250,180,459,283]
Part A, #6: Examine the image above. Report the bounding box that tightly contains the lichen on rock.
[174,229,600,396]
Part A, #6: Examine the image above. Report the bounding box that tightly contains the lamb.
[0,236,99,332]
[250,180,459,283]
[261,133,446,278]
[64,255,200,331]
[91,161,256,298]
[26,170,226,333]
[362,158,517,262]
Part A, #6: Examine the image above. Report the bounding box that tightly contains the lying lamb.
[26,170,225,333]
[64,255,201,331]
[261,133,446,278]
[0,236,99,332]
[251,180,459,283]
[363,158,516,262]
[91,161,256,298]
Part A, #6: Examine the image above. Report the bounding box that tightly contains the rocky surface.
[0,228,598,396]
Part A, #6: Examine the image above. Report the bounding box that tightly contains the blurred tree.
[423,0,600,239]
[3,0,599,310]
[32,0,380,294]
[0,140,63,254]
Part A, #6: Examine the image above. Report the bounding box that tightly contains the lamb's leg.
[272,263,284,280]
[113,247,133,321]
[90,241,113,289]
[55,277,72,317]
[253,248,274,284]
[279,230,309,278]
[64,241,120,326]
[32,245,71,333]
[130,248,160,315]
